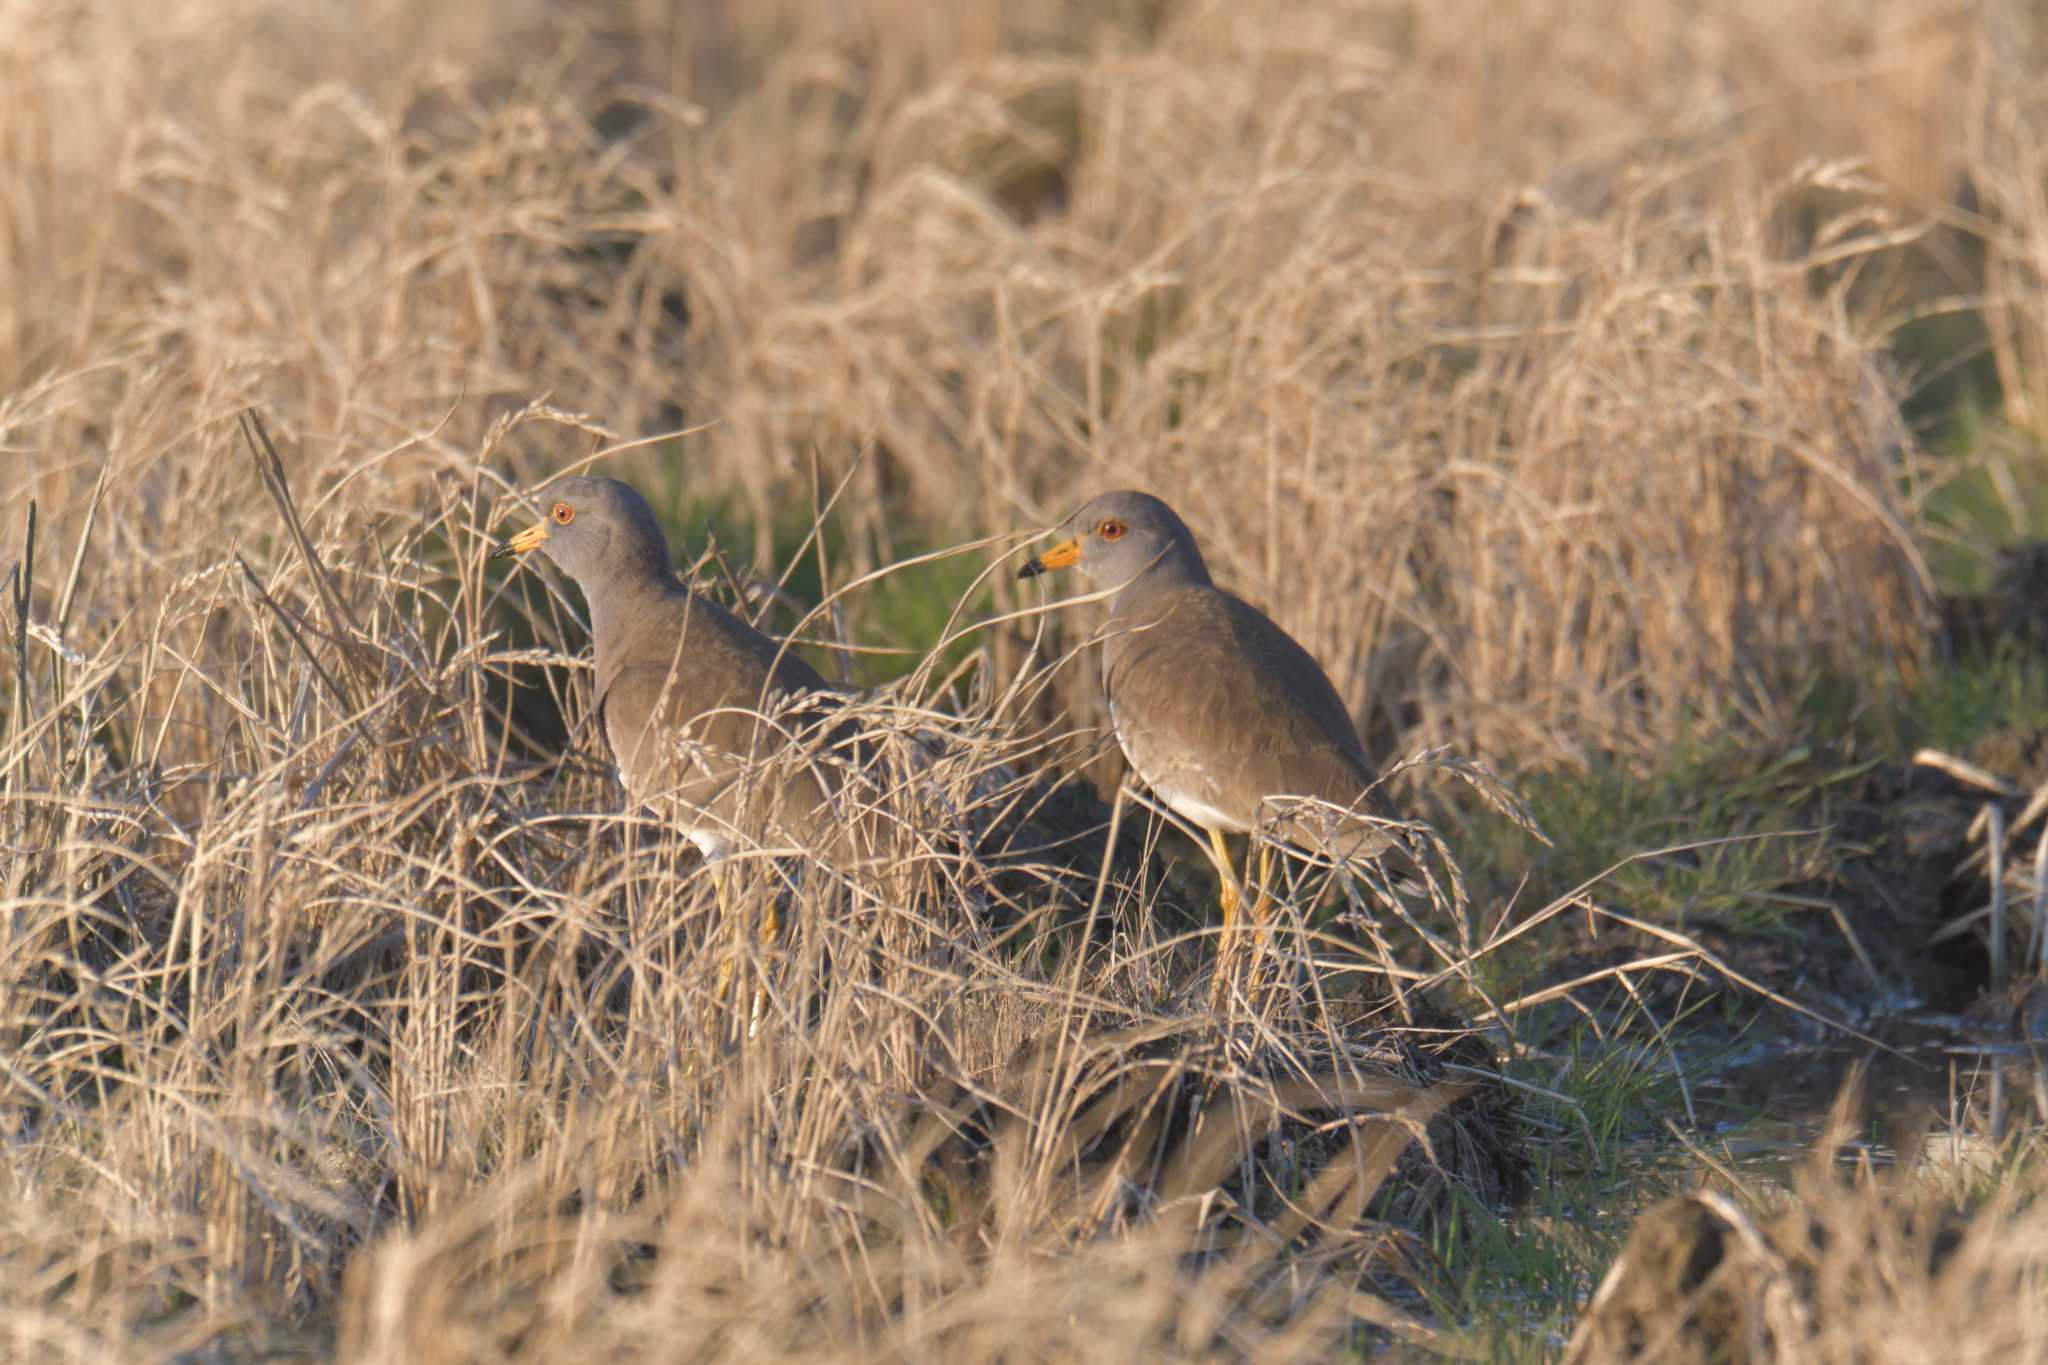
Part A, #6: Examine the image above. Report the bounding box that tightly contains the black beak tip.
[490,541,518,561]
[1016,559,1044,580]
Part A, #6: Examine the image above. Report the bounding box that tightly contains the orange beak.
[1017,537,1082,579]
[491,523,550,560]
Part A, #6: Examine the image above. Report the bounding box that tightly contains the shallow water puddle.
[1688,1011,2041,1179]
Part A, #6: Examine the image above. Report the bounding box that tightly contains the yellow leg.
[1206,826,1242,939]
[711,862,738,1007]
[1237,843,1281,998]
[747,898,779,1038]
[1205,826,1244,1011]
[1245,843,1274,929]
[710,863,782,1029]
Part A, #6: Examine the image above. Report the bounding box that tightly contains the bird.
[492,475,855,1001]
[1017,489,1411,958]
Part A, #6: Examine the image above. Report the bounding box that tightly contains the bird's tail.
[1257,797,1445,904]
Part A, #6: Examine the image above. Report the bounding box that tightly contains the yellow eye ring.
[551,502,575,526]
[1099,518,1126,541]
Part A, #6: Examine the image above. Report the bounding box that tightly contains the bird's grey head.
[491,476,673,590]
[1017,489,1210,595]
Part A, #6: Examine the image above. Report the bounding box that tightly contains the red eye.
[1099,518,1126,541]
[551,502,575,525]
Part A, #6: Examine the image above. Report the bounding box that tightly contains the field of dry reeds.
[9,0,2048,1360]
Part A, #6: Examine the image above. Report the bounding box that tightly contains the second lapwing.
[493,476,848,853]
[493,476,861,1018]
[1019,489,1412,956]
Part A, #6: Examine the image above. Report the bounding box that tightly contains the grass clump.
[0,411,1519,1360]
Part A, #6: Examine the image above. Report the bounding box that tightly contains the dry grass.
[6,0,2048,1359]
[0,0,1958,773]
[2,404,1516,1361]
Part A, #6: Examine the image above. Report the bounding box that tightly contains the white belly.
[1113,701,1247,834]
[1146,776,1248,835]
[683,825,733,861]
[626,778,736,861]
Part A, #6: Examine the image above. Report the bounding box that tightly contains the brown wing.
[605,588,833,703]
[598,589,846,845]
[1103,583,1389,841]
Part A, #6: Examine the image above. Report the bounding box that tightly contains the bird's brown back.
[597,584,849,845]
[1102,581,1385,833]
